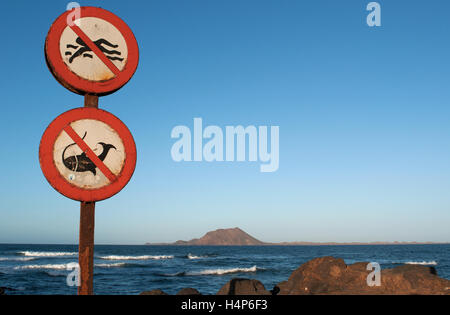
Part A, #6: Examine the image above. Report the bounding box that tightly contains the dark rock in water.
[177,288,202,295]
[0,287,13,295]
[217,279,271,295]
[270,286,280,295]
[140,289,168,296]
[276,256,450,295]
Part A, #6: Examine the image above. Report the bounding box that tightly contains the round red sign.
[39,108,137,202]
[45,7,139,96]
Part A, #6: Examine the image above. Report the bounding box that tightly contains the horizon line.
[1,241,449,246]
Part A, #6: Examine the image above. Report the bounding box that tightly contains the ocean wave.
[18,251,77,257]
[15,264,70,270]
[185,253,219,259]
[15,262,146,270]
[164,266,261,277]
[98,255,174,261]
[405,261,437,266]
[95,263,128,268]
[95,262,153,269]
[0,257,35,262]
[163,271,187,277]
[187,254,208,260]
[190,266,260,276]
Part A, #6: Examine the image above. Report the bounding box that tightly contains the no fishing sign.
[39,108,137,202]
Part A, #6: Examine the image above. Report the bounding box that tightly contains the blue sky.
[0,0,449,244]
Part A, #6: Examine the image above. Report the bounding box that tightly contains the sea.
[0,244,449,295]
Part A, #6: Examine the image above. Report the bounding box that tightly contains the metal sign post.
[79,201,95,295]
[78,95,98,295]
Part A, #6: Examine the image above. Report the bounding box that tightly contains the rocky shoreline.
[141,257,450,295]
[1,256,448,295]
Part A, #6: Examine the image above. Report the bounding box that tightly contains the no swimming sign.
[45,6,139,96]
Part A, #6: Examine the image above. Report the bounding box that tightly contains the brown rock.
[140,289,168,295]
[217,278,271,295]
[276,256,450,295]
[177,288,202,295]
[374,264,449,295]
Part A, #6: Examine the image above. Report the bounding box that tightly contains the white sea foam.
[46,271,67,277]
[0,257,35,262]
[16,262,134,270]
[98,255,174,261]
[18,251,77,257]
[405,261,437,266]
[187,266,259,276]
[95,263,128,268]
[187,254,207,260]
[15,264,70,270]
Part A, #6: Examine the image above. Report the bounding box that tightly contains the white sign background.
[53,119,126,189]
[59,17,128,81]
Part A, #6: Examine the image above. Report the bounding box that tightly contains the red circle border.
[45,7,139,96]
[39,108,137,202]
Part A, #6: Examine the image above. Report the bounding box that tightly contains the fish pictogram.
[62,132,117,176]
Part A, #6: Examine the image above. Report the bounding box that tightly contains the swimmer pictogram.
[65,37,124,64]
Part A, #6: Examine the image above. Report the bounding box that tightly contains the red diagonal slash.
[69,24,121,77]
[63,125,117,183]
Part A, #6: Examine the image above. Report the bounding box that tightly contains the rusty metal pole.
[78,202,95,295]
[78,94,98,295]
[84,94,99,108]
